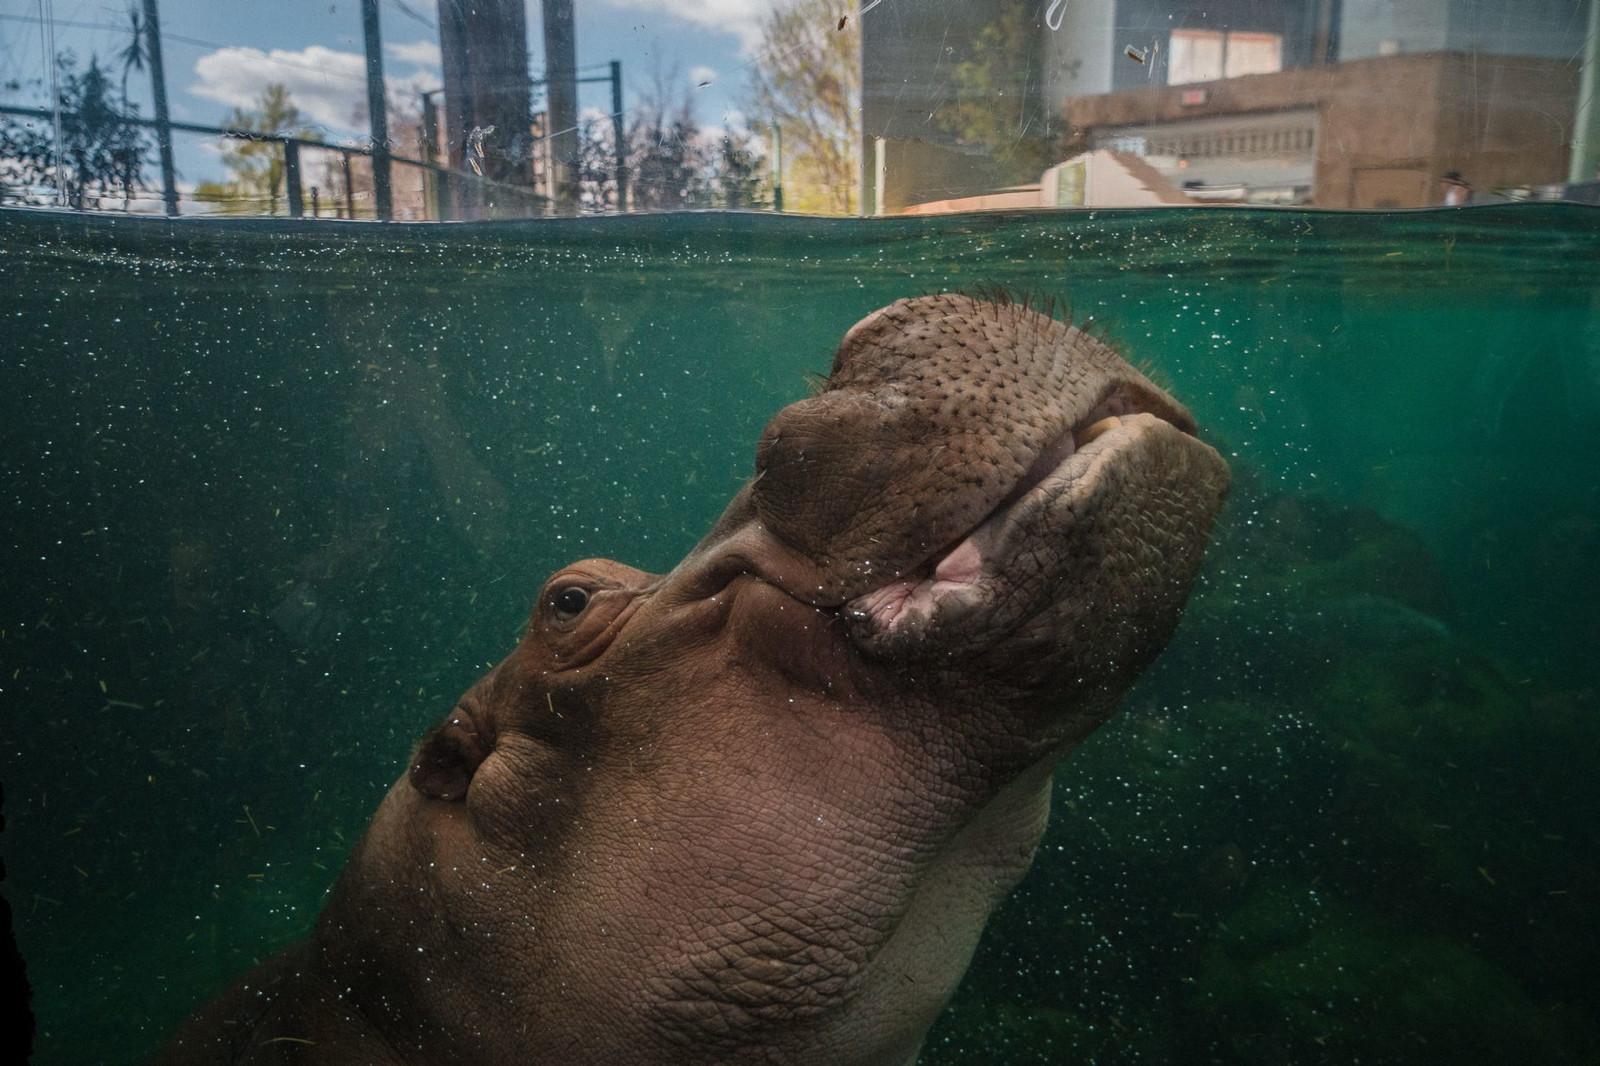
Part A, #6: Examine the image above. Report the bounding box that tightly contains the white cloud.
[689,65,719,87]
[601,0,773,51]
[386,39,443,69]
[190,45,439,136]
[192,46,365,130]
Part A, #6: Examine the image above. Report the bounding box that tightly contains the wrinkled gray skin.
[160,294,1230,1066]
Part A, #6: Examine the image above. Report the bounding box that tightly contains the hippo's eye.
[551,585,591,619]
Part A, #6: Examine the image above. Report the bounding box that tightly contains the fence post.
[421,89,440,220]
[284,141,304,217]
[543,0,578,213]
[342,152,355,218]
[360,0,393,220]
[1572,0,1600,184]
[437,169,454,222]
[611,60,626,212]
[141,0,179,215]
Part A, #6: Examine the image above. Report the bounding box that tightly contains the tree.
[704,132,769,209]
[742,0,859,214]
[933,0,1058,181]
[625,72,708,212]
[0,52,149,210]
[569,66,772,215]
[574,110,631,214]
[194,84,319,215]
[575,116,770,214]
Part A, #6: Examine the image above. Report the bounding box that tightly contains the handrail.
[0,104,549,218]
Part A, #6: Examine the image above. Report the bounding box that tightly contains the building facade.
[861,0,1588,212]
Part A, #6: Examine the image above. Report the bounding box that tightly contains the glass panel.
[2,0,1593,217]
[1,4,1598,1066]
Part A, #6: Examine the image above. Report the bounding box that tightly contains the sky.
[0,0,794,194]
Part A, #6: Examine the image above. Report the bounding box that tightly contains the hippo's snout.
[749,295,1228,672]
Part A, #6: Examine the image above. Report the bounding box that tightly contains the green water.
[2,204,1598,1064]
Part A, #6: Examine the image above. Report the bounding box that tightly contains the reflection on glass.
[865,0,1596,212]
[1,0,1594,217]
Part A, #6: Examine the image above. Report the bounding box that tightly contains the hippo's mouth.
[712,294,1229,666]
[843,400,1199,642]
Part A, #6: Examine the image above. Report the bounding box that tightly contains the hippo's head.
[166,295,1228,1066]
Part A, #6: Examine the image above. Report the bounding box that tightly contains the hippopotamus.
[158,294,1230,1065]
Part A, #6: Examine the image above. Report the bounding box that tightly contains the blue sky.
[1,0,778,191]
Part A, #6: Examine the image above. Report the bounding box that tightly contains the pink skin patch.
[847,415,1125,635]
[851,519,992,632]
[933,537,984,585]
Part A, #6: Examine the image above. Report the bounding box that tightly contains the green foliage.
[742,0,859,214]
[194,84,320,216]
[704,133,768,209]
[0,53,150,210]
[933,0,1056,181]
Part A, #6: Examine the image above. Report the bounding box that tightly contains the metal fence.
[0,103,549,221]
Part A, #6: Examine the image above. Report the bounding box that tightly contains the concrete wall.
[1339,0,1451,58]
[1340,0,1585,60]
[1043,0,1118,101]
[1443,0,1589,58]
[860,0,1016,142]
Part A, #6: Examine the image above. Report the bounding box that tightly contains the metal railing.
[0,104,549,220]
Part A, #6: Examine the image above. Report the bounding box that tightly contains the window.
[1169,28,1284,85]
[1225,31,1284,77]
[1170,28,1225,84]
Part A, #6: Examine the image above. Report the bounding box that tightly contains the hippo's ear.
[409,708,493,801]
